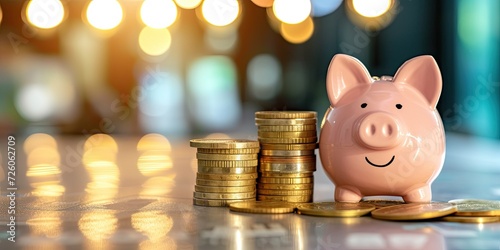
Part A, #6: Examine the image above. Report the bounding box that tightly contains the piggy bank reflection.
[319,54,445,203]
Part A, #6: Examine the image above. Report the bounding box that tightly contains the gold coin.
[196,153,257,161]
[258,131,317,138]
[257,194,312,203]
[195,185,256,193]
[255,118,316,126]
[197,166,257,174]
[197,148,260,154]
[259,162,316,172]
[258,183,313,190]
[360,199,406,208]
[193,198,254,207]
[257,125,317,132]
[260,149,315,156]
[259,176,314,184]
[260,143,318,151]
[196,179,256,187]
[255,111,317,119]
[194,191,256,200]
[197,173,258,180]
[229,200,296,214]
[448,199,500,216]
[190,139,259,149]
[441,215,500,223]
[197,159,258,167]
[259,172,313,178]
[258,137,318,144]
[371,202,457,221]
[296,202,376,217]
[257,189,313,196]
[260,155,316,163]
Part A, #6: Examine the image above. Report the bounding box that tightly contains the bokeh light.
[26,0,65,29]
[138,70,188,134]
[137,134,172,152]
[273,0,311,24]
[79,211,117,242]
[204,28,238,52]
[311,0,342,17]
[141,0,178,29]
[187,56,241,130]
[85,0,123,30]
[352,0,392,18]
[84,134,118,153]
[0,5,2,26]
[251,0,274,8]
[175,0,202,9]
[247,54,282,100]
[24,133,58,154]
[139,27,172,56]
[15,83,55,122]
[202,0,240,27]
[280,16,314,44]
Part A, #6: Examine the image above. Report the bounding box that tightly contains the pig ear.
[326,54,372,107]
[393,55,442,109]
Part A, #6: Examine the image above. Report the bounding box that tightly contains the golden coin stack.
[190,139,260,207]
[255,111,318,203]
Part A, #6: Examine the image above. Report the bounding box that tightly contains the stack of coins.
[190,139,260,207]
[255,111,318,203]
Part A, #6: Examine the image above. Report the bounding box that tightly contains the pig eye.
[396,104,403,109]
[361,103,367,108]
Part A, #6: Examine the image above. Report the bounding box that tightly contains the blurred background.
[0,0,498,140]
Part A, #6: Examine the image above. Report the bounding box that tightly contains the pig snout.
[356,112,402,150]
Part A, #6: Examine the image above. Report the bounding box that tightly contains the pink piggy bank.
[319,54,445,203]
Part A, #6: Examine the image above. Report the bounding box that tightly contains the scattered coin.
[296,202,376,217]
[441,215,500,223]
[229,200,297,214]
[448,199,500,216]
[360,200,406,208]
[371,202,457,221]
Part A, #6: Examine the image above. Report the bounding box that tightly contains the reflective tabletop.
[1,132,500,250]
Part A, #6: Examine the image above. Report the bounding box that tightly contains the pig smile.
[365,156,395,168]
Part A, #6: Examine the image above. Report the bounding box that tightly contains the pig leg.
[334,186,362,203]
[403,185,432,203]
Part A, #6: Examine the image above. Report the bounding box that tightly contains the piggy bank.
[319,54,445,203]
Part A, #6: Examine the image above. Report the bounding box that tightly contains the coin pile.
[255,111,318,203]
[190,139,260,207]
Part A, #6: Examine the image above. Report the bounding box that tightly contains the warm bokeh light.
[273,0,311,24]
[140,175,176,196]
[27,147,61,172]
[85,0,123,30]
[15,83,55,122]
[137,134,172,152]
[139,27,172,56]
[79,211,118,241]
[204,28,238,52]
[137,151,173,176]
[84,134,118,153]
[266,7,281,32]
[201,0,240,27]
[141,0,178,29]
[27,211,62,239]
[0,5,2,25]
[175,0,202,9]
[280,16,314,44]
[352,0,392,18]
[251,0,274,8]
[24,133,58,154]
[26,0,65,29]
[132,211,173,242]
